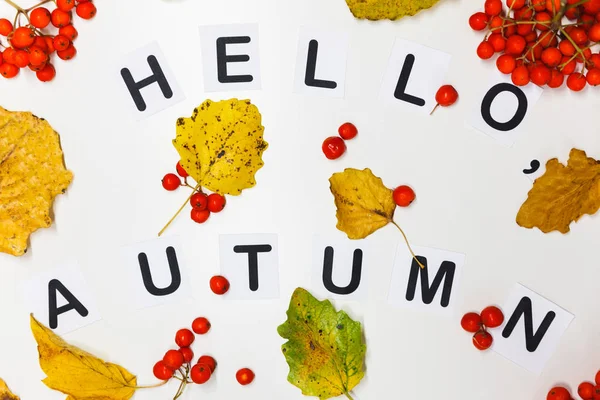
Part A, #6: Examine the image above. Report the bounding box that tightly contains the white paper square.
[120,236,192,310]
[380,39,451,114]
[20,260,101,334]
[493,284,574,374]
[118,42,184,120]
[294,27,350,98]
[469,73,543,147]
[219,234,279,300]
[310,235,369,301]
[199,24,261,92]
[388,245,465,316]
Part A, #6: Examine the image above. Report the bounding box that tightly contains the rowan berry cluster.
[0,0,96,82]
[469,0,600,90]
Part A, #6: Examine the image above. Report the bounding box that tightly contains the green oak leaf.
[277,288,366,400]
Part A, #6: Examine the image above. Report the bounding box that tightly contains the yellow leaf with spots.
[345,0,441,20]
[0,378,19,400]
[277,288,366,400]
[0,107,73,256]
[173,99,268,195]
[30,314,138,400]
[517,148,600,234]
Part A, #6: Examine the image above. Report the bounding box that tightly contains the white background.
[1,0,600,399]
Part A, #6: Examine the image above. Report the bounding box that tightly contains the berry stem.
[559,27,591,68]
[25,0,54,12]
[3,0,24,12]
[429,103,439,115]
[391,220,425,269]
[158,181,202,237]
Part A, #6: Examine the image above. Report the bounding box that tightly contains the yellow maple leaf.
[30,315,138,400]
[0,378,19,400]
[345,0,441,21]
[0,107,73,257]
[173,99,268,196]
[517,148,600,234]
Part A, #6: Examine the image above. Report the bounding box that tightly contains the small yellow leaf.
[173,99,268,196]
[0,107,73,257]
[345,0,441,21]
[0,378,20,400]
[517,148,600,234]
[30,315,137,400]
[329,168,396,239]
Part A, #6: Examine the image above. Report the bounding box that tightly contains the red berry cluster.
[547,370,600,400]
[321,122,358,160]
[469,0,600,90]
[162,162,227,225]
[460,306,505,351]
[0,0,96,82]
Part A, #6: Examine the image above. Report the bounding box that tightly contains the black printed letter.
[481,83,528,131]
[233,244,272,291]
[216,36,253,83]
[322,247,362,295]
[405,256,456,307]
[502,296,556,352]
[394,54,425,107]
[304,40,337,89]
[120,55,173,112]
[48,279,89,329]
[138,246,181,296]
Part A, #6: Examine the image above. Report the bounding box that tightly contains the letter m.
[405,256,456,307]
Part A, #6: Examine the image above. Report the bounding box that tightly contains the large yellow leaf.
[173,99,268,196]
[517,148,600,234]
[30,315,138,400]
[0,107,73,256]
[0,378,19,400]
[345,0,441,20]
[277,288,366,400]
[329,168,396,239]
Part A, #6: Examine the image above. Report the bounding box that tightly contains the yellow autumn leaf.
[517,148,600,234]
[173,99,268,196]
[0,107,73,257]
[345,0,441,20]
[0,377,19,400]
[329,168,396,239]
[30,314,138,400]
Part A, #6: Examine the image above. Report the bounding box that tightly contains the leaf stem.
[345,392,355,400]
[391,220,425,269]
[133,380,169,389]
[158,182,202,236]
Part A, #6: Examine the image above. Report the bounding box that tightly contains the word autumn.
[116,24,542,147]
[22,234,573,375]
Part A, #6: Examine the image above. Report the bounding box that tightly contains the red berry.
[393,185,416,207]
[53,35,71,52]
[190,193,208,210]
[496,54,517,74]
[57,44,77,60]
[192,317,211,335]
[481,306,504,328]
[590,23,600,41]
[0,18,13,36]
[76,1,97,19]
[2,48,16,64]
[541,47,562,68]
[561,56,577,75]
[207,193,226,213]
[596,370,600,385]
[477,41,495,59]
[10,27,35,49]
[505,35,526,55]
[162,173,180,191]
[176,161,188,177]
[579,382,595,400]
[13,51,29,68]
[567,72,587,91]
[51,9,72,28]
[210,275,230,295]
[535,12,552,31]
[36,64,56,82]
[175,328,195,347]
[461,312,482,333]
[530,65,552,86]
[488,33,506,52]
[190,363,212,384]
[322,136,346,160]
[59,24,78,41]
[180,347,194,363]
[587,68,600,85]
[198,355,217,372]
[191,208,210,224]
[57,0,76,11]
[153,360,174,380]
[472,330,493,350]
[0,63,19,79]
[547,69,564,88]
[546,386,571,400]
[507,0,525,9]
[338,122,358,140]
[485,0,503,16]
[236,368,255,385]
[163,349,184,370]
[435,85,458,107]
[30,7,51,29]
[469,12,489,31]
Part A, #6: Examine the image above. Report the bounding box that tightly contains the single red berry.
[469,12,489,30]
[210,275,230,295]
[57,44,77,60]
[10,27,35,49]
[547,69,564,88]
[176,161,188,177]
[461,312,482,333]
[76,1,97,19]
[28,47,48,67]
[579,382,595,400]
[435,85,458,107]
[488,33,506,52]
[0,18,13,36]
[192,317,211,335]
[59,24,78,41]
[180,347,194,363]
[153,360,174,380]
[507,0,525,9]
[590,23,600,41]
[36,63,56,82]
[13,51,29,68]
[51,9,72,28]
[236,368,255,385]
[567,73,587,91]
[546,386,571,400]
[472,330,493,350]
[393,185,416,207]
[2,48,16,64]
[163,349,184,370]
[57,0,76,11]
[190,193,208,210]
[530,64,552,86]
[587,68,600,86]
[338,122,358,140]
[485,0,503,16]
[481,306,504,328]
[541,47,562,68]
[190,363,212,384]
[30,7,52,29]
[198,355,217,372]
[505,35,526,55]
[162,173,181,191]
[53,35,71,52]
[496,54,517,74]
[207,193,226,213]
[477,41,495,59]
[0,63,19,78]
[44,36,55,53]
[175,328,195,347]
[191,208,210,224]
[322,136,346,160]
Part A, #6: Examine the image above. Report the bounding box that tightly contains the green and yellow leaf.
[345,0,441,21]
